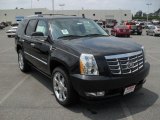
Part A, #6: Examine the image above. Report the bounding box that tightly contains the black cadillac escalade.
[15,14,150,106]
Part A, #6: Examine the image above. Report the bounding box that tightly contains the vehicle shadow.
[30,68,158,120]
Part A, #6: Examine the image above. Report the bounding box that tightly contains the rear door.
[23,19,38,65]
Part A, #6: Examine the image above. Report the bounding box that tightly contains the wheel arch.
[49,58,70,75]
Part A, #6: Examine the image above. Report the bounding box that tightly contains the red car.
[111,25,130,37]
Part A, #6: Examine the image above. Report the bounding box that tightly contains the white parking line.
[0,75,29,105]
[0,47,13,54]
[147,54,160,63]
[121,102,134,120]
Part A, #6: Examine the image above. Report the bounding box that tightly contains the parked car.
[11,23,19,27]
[146,25,160,36]
[124,22,142,35]
[1,22,9,27]
[97,21,105,29]
[6,26,18,37]
[15,15,150,106]
[106,19,117,28]
[136,22,145,29]
[96,21,109,34]
[111,25,130,37]
[144,22,154,29]
[0,23,5,29]
[152,19,160,25]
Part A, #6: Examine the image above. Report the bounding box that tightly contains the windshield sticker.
[61,29,69,35]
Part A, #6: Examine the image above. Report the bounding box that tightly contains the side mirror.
[32,32,44,36]
[31,32,48,42]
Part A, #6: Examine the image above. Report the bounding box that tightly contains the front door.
[31,20,51,74]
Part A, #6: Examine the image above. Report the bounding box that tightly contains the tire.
[127,35,130,38]
[18,50,30,72]
[153,32,156,36]
[8,35,11,38]
[137,32,142,35]
[52,67,78,106]
[146,32,148,36]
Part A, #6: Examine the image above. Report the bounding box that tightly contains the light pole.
[31,0,32,8]
[52,0,54,14]
[146,3,152,22]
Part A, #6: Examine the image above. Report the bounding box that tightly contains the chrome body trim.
[24,51,48,65]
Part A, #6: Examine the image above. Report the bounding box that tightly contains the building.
[0,8,132,23]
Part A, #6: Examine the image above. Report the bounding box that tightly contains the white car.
[144,22,154,29]
[146,25,160,36]
[6,26,18,37]
[152,19,160,25]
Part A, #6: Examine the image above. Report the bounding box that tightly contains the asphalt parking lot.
[0,27,160,120]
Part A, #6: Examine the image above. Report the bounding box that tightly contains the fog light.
[85,91,105,97]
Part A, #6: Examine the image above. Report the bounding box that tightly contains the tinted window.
[36,20,48,36]
[25,19,37,36]
[17,19,28,36]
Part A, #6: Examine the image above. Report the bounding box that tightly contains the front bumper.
[117,32,130,36]
[71,62,150,98]
[155,32,160,35]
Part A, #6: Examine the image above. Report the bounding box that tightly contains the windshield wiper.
[57,35,83,39]
[82,34,107,37]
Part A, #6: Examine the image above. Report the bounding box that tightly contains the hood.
[59,37,142,56]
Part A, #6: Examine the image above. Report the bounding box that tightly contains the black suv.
[15,15,150,106]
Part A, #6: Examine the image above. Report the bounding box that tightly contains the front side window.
[36,20,48,36]
[25,19,37,36]
[49,18,108,39]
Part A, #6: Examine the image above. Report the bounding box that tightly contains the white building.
[0,8,132,23]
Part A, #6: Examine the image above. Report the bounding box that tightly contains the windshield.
[50,18,108,39]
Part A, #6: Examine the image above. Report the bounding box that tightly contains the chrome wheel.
[18,52,24,70]
[53,72,67,102]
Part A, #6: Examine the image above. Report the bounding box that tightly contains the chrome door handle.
[30,43,35,47]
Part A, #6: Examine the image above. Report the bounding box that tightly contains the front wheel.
[153,32,156,36]
[18,50,30,72]
[52,67,78,106]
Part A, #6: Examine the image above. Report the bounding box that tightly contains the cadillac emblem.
[128,61,134,68]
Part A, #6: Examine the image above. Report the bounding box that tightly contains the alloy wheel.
[53,72,68,102]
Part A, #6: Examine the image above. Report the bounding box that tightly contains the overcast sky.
[0,0,159,14]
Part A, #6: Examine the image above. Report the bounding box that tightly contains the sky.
[0,0,159,14]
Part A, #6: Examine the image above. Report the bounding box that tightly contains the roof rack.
[26,14,77,18]
[39,14,77,16]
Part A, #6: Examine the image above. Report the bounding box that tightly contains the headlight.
[80,54,99,75]
[141,46,147,62]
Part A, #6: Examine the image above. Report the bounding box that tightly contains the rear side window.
[25,19,37,36]
[17,19,28,36]
[36,20,48,36]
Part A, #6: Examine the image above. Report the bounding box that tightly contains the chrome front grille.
[105,51,144,75]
